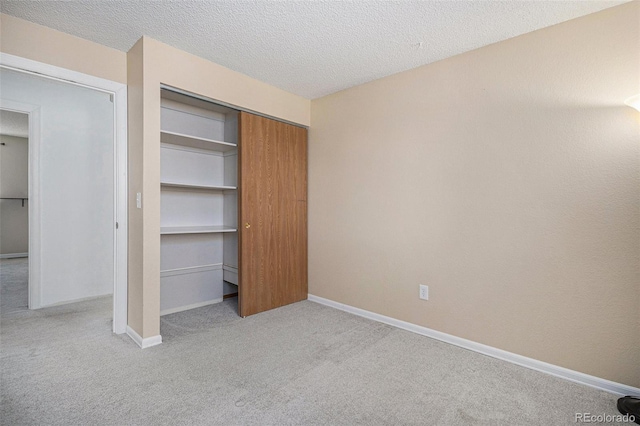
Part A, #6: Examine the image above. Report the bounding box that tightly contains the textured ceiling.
[0,109,28,138]
[1,1,629,99]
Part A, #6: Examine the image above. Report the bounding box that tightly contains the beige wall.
[309,2,640,388]
[127,36,310,338]
[127,39,145,335]
[0,14,126,84]
[0,135,28,255]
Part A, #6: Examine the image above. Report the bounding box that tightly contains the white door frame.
[0,53,128,334]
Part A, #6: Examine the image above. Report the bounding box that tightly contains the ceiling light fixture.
[625,94,640,112]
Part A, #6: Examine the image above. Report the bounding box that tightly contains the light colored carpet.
[0,258,625,425]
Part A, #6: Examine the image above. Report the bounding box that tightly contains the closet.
[159,88,307,317]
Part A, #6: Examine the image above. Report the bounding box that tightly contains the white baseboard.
[38,292,111,309]
[160,297,223,316]
[308,294,640,397]
[0,252,28,259]
[126,326,162,349]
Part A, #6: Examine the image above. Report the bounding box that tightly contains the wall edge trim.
[0,253,28,259]
[126,325,162,349]
[307,294,640,396]
[160,263,222,278]
[159,298,223,316]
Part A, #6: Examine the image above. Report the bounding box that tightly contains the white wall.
[0,67,115,306]
[0,134,29,256]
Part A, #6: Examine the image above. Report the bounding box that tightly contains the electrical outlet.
[419,285,429,300]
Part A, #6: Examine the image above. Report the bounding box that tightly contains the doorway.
[0,110,29,314]
[0,54,127,334]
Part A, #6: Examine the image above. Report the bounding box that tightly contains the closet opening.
[159,89,240,317]
[158,85,308,335]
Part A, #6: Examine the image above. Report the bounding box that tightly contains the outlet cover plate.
[420,285,429,300]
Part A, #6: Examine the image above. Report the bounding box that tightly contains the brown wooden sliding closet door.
[238,112,308,317]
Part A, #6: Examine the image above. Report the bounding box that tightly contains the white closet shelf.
[161,226,237,235]
[160,130,237,152]
[161,181,237,191]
